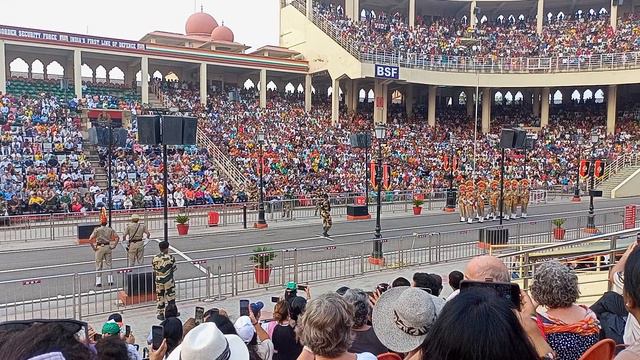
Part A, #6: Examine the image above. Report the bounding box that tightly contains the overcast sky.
[1,0,279,50]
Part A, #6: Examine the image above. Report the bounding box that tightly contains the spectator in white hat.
[166,322,249,360]
[234,312,274,360]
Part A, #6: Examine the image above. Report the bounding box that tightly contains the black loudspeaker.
[113,128,128,148]
[499,128,526,149]
[78,224,99,240]
[137,116,161,145]
[350,133,372,148]
[499,129,515,149]
[125,272,156,296]
[514,130,526,149]
[524,136,535,150]
[182,117,197,145]
[162,116,184,145]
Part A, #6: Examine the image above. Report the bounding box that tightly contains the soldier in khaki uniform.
[458,184,467,222]
[90,209,119,287]
[476,180,487,223]
[519,179,531,218]
[123,214,150,267]
[489,180,500,221]
[152,240,177,320]
[503,179,513,220]
[464,181,476,224]
[510,180,520,219]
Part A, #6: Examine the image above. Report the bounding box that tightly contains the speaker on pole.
[182,117,197,145]
[499,128,527,149]
[137,115,161,145]
[112,128,129,148]
[162,116,184,145]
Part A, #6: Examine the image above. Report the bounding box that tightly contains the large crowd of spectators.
[5,246,640,359]
[3,78,640,215]
[313,1,640,60]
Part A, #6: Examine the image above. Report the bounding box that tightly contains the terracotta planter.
[413,207,422,215]
[553,227,566,240]
[177,223,189,235]
[254,266,271,284]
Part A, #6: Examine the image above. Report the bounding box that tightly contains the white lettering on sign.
[374,64,400,79]
[0,25,146,51]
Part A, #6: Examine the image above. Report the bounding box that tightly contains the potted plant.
[250,247,277,284]
[552,218,566,240]
[176,214,190,235]
[413,198,424,215]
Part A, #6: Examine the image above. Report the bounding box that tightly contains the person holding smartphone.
[101,320,142,360]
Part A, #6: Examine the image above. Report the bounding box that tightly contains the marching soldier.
[519,179,531,218]
[503,180,513,220]
[152,240,177,321]
[476,180,487,223]
[510,180,520,219]
[90,208,119,287]
[458,184,467,222]
[465,180,476,224]
[123,214,150,267]
[319,193,332,237]
[489,180,500,220]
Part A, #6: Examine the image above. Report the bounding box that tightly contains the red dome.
[185,12,218,36]
[211,25,234,42]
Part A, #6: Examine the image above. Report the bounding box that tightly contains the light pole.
[573,134,583,202]
[372,124,386,261]
[255,131,268,229]
[445,132,456,212]
[586,132,599,233]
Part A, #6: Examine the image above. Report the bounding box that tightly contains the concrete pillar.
[374,80,385,124]
[73,49,82,99]
[409,0,416,28]
[304,74,312,112]
[540,87,550,128]
[428,85,436,127]
[481,87,491,134]
[405,84,414,116]
[105,72,109,84]
[331,77,340,125]
[607,85,617,135]
[0,40,6,94]
[536,0,544,35]
[306,0,312,18]
[199,63,207,105]
[470,1,477,28]
[382,84,388,123]
[345,0,359,21]
[611,0,618,28]
[260,69,267,108]
[465,88,474,117]
[141,56,149,104]
[532,89,540,117]
[348,79,358,112]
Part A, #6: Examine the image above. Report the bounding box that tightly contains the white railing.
[595,153,640,188]
[196,129,248,188]
[288,1,640,74]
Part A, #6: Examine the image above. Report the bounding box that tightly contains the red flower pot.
[553,227,566,240]
[413,207,422,215]
[177,224,189,235]
[254,266,271,284]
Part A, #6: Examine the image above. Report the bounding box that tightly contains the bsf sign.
[375,64,399,79]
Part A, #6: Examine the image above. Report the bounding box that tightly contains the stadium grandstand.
[3,1,640,360]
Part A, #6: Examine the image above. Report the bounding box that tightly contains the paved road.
[0,197,636,283]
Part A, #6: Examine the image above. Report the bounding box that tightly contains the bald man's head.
[465,255,510,283]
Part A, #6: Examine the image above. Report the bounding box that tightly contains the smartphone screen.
[195,306,204,325]
[297,285,308,291]
[151,325,164,350]
[93,333,102,341]
[271,296,280,303]
[125,325,131,337]
[239,299,250,317]
[459,280,521,310]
